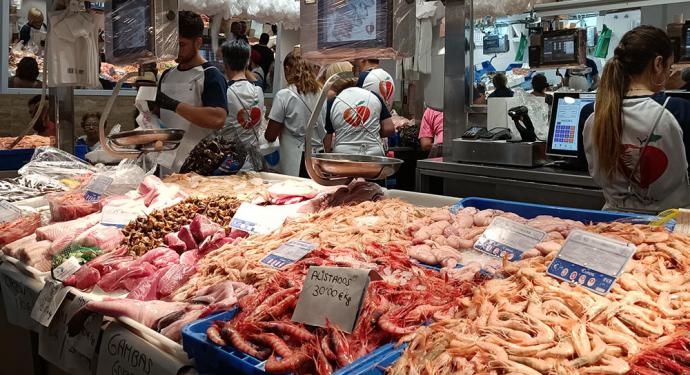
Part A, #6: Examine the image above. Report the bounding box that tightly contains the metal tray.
[311,153,403,180]
[109,129,185,147]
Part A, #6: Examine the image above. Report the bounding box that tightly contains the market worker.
[355,59,395,110]
[155,11,228,172]
[562,57,600,91]
[582,26,690,212]
[488,73,514,98]
[325,78,394,156]
[320,61,354,98]
[19,8,47,46]
[419,107,443,157]
[222,40,266,171]
[27,95,56,137]
[76,112,102,151]
[265,52,327,177]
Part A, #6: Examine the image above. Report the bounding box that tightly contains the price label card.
[38,293,86,369]
[31,279,70,327]
[547,229,636,294]
[101,204,146,228]
[230,203,290,234]
[52,257,81,282]
[84,175,113,202]
[0,200,23,223]
[0,264,41,331]
[474,216,547,261]
[97,322,185,375]
[261,240,316,269]
[292,266,380,333]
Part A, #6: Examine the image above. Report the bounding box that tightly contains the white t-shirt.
[583,94,690,212]
[269,85,326,149]
[226,80,265,168]
[358,68,395,110]
[325,87,391,156]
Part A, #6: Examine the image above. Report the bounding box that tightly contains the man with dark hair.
[251,32,274,85]
[354,58,395,110]
[155,10,229,172]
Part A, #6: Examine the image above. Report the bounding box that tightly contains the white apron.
[330,87,386,156]
[157,65,218,172]
[277,89,325,176]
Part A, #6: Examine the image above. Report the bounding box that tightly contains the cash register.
[544,92,596,170]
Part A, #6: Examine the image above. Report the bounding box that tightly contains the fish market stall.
[1,149,689,375]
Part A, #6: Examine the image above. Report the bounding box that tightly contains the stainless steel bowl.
[311,153,403,180]
[109,129,185,147]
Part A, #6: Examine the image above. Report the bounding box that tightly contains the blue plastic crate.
[182,309,404,375]
[450,197,651,223]
[334,343,408,375]
[0,149,35,170]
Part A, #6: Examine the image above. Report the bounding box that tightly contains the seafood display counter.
[416,158,605,210]
[1,157,689,375]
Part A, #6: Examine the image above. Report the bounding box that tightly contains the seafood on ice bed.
[3,166,690,375]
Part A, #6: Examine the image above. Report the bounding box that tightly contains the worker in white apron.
[220,39,267,172]
[582,25,690,213]
[155,11,228,173]
[325,79,395,156]
[265,52,327,177]
[355,59,396,111]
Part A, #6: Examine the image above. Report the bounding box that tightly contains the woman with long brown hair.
[265,52,328,177]
[582,25,690,212]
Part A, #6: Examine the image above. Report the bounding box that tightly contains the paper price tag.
[101,205,145,228]
[230,203,290,234]
[547,230,636,294]
[292,266,380,333]
[69,311,102,358]
[84,175,113,202]
[97,322,185,375]
[474,216,547,261]
[31,279,70,327]
[261,240,316,269]
[52,257,81,281]
[0,200,23,223]
[0,265,41,331]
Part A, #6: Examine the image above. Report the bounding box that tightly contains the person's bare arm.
[323,134,333,152]
[420,137,433,152]
[265,120,282,142]
[378,118,395,138]
[175,103,227,130]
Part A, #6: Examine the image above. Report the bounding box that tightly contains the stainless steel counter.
[416,158,605,209]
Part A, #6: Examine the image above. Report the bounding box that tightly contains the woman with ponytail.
[265,52,328,177]
[582,25,690,212]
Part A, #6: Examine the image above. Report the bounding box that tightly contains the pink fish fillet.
[85,299,189,328]
[189,214,221,243]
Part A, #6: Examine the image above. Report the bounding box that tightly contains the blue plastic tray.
[182,309,404,375]
[0,149,35,170]
[450,197,649,223]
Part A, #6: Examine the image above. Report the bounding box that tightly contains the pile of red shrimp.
[206,243,482,374]
[629,333,690,375]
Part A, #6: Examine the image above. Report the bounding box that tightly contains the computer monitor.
[546,93,596,159]
[681,21,690,61]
